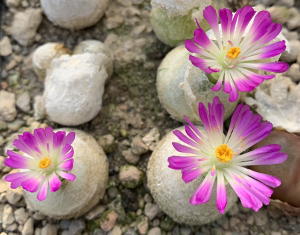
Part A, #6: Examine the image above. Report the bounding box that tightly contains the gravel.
[0,0,300,234]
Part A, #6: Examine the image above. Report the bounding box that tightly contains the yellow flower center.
[39,157,52,169]
[226,47,241,59]
[215,144,233,163]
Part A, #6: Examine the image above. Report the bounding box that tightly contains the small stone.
[0,91,17,122]
[287,14,300,30]
[22,218,34,235]
[32,212,45,221]
[246,215,254,225]
[108,226,122,235]
[148,227,161,235]
[268,6,292,24]
[100,210,118,232]
[137,216,148,234]
[9,8,42,46]
[281,40,300,63]
[2,204,15,229]
[16,92,31,112]
[254,210,268,226]
[6,190,22,205]
[122,149,139,164]
[6,0,21,7]
[68,220,85,235]
[0,36,13,56]
[14,208,28,225]
[44,53,109,126]
[0,179,9,193]
[144,203,160,220]
[105,15,124,29]
[7,119,25,131]
[119,165,143,188]
[85,205,105,220]
[277,0,295,7]
[0,120,8,130]
[286,63,300,82]
[142,128,160,151]
[6,222,17,232]
[33,95,45,120]
[98,134,115,153]
[131,136,148,155]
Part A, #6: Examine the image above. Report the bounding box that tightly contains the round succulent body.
[24,129,109,219]
[147,127,237,225]
[157,45,238,123]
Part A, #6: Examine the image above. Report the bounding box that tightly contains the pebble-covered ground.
[1,0,300,234]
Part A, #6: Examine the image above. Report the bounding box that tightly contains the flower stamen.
[226,47,241,59]
[215,144,233,163]
[39,157,51,169]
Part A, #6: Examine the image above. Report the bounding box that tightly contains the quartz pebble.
[41,224,58,235]
[148,227,161,235]
[0,91,17,122]
[44,53,109,126]
[119,165,143,188]
[286,63,300,82]
[16,92,31,113]
[100,210,118,232]
[0,36,12,56]
[41,0,109,30]
[9,8,42,46]
[21,218,34,235]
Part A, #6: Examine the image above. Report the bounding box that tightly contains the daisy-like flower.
[185,5,289,102]
[4,127,76,201]
[168,97,287,213]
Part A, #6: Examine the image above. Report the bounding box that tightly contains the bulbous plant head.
[4,127,76,201]
[150,0,227,47]
[167,97,287,213]
[185,5,289,102]
[157,45,238,123]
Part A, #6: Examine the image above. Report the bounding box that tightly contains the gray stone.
[122,149,140,164]
[41,224,58,235]
[287,14,300,30]
[286,63,300,82]
[254,210,268,226]
[2,204,15,229]
[148,227,161,235]
[14,208,28,225]
[277,0,295,7]
[9,8,42,46]
[22,218,34,235]
[137,217,148,234]
[68,220,85,235]
[0,91,17,122]
[33,95,45,121]
[16,92,31,112]
[108,226,122,235]
[131,136,148,155]
[280,40,300,63]
[5,0,21,7]
[119,165,143,188]
[6,190,22,205]
[85,205,105,220]
[7,119,25,131]
[100,210,118,232]
[144,203,160,220]
[98,134,115,153]
[6,222,17,232]
[0,36,13,56]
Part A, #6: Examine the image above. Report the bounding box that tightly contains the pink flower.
[168,97,287,213]
[4,127,76,201]
[185,5,289,102]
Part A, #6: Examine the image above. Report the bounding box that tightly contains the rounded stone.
[44,53,108,126]
[147,127,237,225]
[24,129,109,219]
[32,42,70,79]
[41,0,109,30]
[73,40,113,77]
[157,45,238,124]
